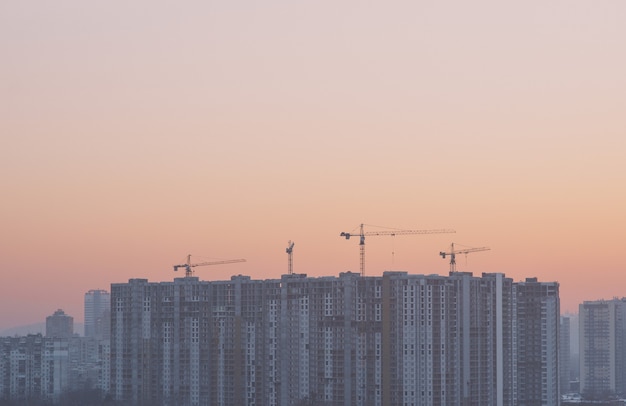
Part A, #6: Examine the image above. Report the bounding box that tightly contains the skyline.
[2,0,626,331]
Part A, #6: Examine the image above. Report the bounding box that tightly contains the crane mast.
[439,243,490,273]
[173,254,246,278]
[286,241,295,275]
[340,223,455,277]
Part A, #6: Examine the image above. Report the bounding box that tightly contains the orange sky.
[1,0,625,331]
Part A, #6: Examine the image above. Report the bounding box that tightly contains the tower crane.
[286,241,295,275]
[340,224,455,277]
[173,254,246,278]
[439,243,490,273]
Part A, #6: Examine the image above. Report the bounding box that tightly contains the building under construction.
[109,271,560,406]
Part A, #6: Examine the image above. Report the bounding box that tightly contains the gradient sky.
[1,0,625,331]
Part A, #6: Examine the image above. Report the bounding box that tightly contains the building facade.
[0,335,69,403]
[514,277,560,406]
[45,309,73,339]
[579,298,626,399]
[560,316,571,394]
[110,272,559,406]
[84,289,111,340]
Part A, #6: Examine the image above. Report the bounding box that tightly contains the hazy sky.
[1,0,625,331]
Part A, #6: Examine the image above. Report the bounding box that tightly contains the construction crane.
[439,243,490,273]
[173,254,246,278]
[340,223,455,277]
[286,241,295,275]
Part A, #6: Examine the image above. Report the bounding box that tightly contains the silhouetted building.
[84,289,110,340]
[579,298,626,399]
[45,309,73,338]
[110,272,559,406]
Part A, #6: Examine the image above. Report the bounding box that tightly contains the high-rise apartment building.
[45,309,73,338]
[514,277,560,406]
[110,271,559,406]
[579,298,626,399]
[84,289,111,339]
[560,316,572,394]
[565,312,580,388]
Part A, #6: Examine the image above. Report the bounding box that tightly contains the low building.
[0,334,69,402]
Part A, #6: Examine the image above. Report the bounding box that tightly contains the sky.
[1,0,625,331]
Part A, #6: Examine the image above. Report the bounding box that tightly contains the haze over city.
[1,0,625,332]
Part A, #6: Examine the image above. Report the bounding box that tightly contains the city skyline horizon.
[0,270,566,405]
[2,0,625,333]
[0,264,595,333]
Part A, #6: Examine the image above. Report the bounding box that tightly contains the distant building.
[561,316,572,393]
[110,271,560,406]
[564,312,581,387]
[579,298,626,399]
[45,309,73,338]
[84,289,110,340]
[0,334,70,402]
[0,333,111,403]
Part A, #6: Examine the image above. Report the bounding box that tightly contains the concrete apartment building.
[560,316,572,394]
[110,271,559,406]
[0,335,70,403]
[84,289,111,340]
[514,277,561,406]
[45,309,74,339]
[579,298,626,399]
[0,300,111,404]
[0,334,114,403]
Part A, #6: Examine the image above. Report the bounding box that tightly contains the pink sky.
[1,0,625,331]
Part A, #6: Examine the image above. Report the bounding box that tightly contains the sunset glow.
[1,0,625,331]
